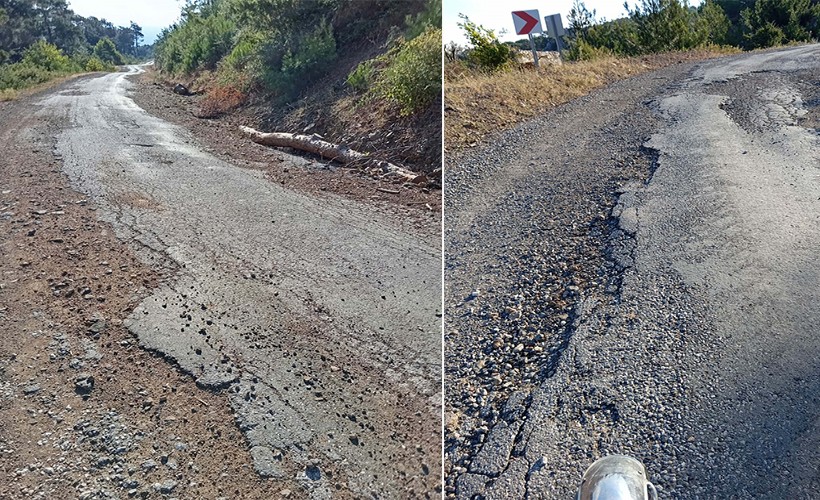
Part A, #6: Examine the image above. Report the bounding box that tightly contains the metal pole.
[528,33,540,69]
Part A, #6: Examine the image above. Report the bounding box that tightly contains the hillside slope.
[149,0,441,181]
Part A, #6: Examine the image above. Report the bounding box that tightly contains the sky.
[444,0,703,45]
[67,0,184,44]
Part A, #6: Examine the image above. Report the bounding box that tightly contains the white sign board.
[512,10,543,35]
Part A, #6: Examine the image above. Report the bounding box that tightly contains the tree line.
[1,0,148,64]
[451,0,819,69]
[0,0,151,93]
[568,0,820,60]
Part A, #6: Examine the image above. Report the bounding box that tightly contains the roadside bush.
[0,63,50,89]
[261,18,337,98]
[566,39,614,61]
[154,9,236,75]
[223,31,265,70]
[93,38,125,65]
[741,0,820,48]
[346,59,376,93]
[0,41,83,91]
[375,27,441,115]
[85,56,114,72]
[404,0,441,40]
[22,40,74,72]
[458,15,513,71]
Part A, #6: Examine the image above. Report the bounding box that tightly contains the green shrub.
[261,18,337,98]
[0,63,52,90]
[740,0,820,48]
[223,31,265,70]
[566,39,614,61]
[93,38,125,65]
[154,10,236,75]
[280,20,336,82]
[748,21,787,47]
[22,40,74,72]
[346,59,376,92]
[458,15,513,71]
[85,56,113,72]
[375,27,441,115]
[405,0,441,40]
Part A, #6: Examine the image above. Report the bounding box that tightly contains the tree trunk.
[239,126,426,185]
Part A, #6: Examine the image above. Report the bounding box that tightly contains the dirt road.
[445,44,820,498]
[1,66,441,498]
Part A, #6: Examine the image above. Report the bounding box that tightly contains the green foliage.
[0,63,51,89]
[567,38,614,61]
[626,0,703,52]
[374,27,441,115]
[84,56,114,72]
[696,0,732,45]
[567,0,737,59]
[458,14,513,71]
[0,1,146,94]
[405,0,441,40]
[279,19,337,85]
[346,59,376,93]
[583,18,641,56]
[0,41,87,91]
[154,0,435,109]
[223,30,265,70]
[741,0,820,48]
[153,5,236,75]
[21,40,74,72]
[93,37,125,65]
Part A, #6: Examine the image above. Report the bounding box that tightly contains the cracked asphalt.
[29,65,442,498]
[444,44,820,498]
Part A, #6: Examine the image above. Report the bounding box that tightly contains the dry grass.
[0,72,99,102]
[444,46,741,153]
[197,83,247,118]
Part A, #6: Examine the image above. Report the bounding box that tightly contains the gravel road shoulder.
[0,78,294,499]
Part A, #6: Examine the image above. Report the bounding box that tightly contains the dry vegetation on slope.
[444,47,740,154]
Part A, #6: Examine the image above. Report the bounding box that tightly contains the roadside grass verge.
[0,72,98,102]
[445,46,740,154]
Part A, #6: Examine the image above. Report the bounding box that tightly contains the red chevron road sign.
[512,10,542,35]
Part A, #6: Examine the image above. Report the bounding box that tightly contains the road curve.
[35,66,442,498]
[446,44,819,498]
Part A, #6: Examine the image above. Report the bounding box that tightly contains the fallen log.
[239,126,423,184]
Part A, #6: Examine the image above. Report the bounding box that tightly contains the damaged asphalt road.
[445,44,820,498]
[30,65,441,498]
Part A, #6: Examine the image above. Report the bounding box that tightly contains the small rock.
[172,83,192,96]
[141,459,158,471]
[88,320,107,336]
[22,384,41,395]
[74,373,94,394]
[122,478,140,489]
[153,479,177,494]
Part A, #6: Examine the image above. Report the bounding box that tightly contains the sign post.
[512,10,543,69]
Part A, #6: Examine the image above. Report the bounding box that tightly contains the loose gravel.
[445,45,820,498]
[444,60,701,494]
